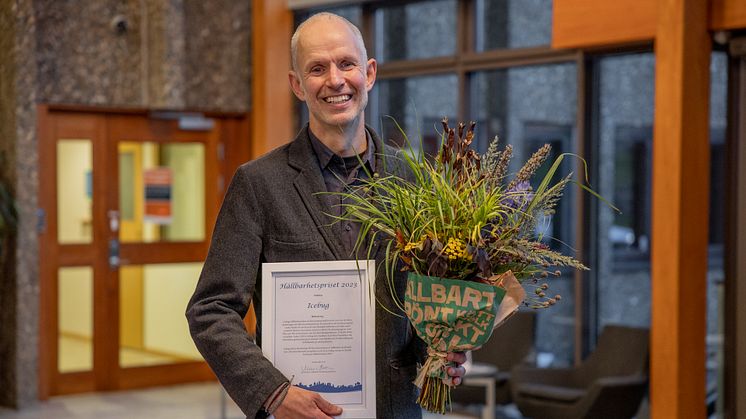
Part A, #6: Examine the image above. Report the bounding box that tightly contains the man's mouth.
[324,94,351,104]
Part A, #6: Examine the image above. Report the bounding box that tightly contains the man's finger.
[314,394,343,416]
[447,351,467,364]
[447,366,466,377]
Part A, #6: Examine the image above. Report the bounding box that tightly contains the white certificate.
[261,260,376,418]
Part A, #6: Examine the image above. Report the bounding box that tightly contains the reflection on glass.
[119,263,204,368]
[372,74,458,154]
[470,63,577,366]
[707,51,727,416]
[57,140,93,244]
[118,142,205,243]
[374,0,456,63]
[474,0,552,51]
[596,51,727,413]
[596,53,655,331]
[58,266,93,373]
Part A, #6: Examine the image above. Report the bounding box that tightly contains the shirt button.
[345,224,352,231]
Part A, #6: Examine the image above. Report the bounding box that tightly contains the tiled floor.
[0,383,244,419]
[0,382,499,419]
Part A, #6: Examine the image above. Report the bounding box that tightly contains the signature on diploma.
[302,364,336,374]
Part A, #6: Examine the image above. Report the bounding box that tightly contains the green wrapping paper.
[404,271,525,413]
[405,273,505,353]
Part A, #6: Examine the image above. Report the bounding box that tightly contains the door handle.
[108,210,119,232]
[108,210,120,269]
[109,239,120,269]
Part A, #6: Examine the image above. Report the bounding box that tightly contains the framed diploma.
[261,260,376,418]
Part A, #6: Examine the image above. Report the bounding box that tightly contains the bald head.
[291,12,368,72]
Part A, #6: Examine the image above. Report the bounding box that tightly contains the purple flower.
[502,180,533,211]
[482,182,534,241]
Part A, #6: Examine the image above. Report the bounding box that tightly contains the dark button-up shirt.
[308,128,377,258]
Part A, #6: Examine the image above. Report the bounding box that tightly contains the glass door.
[38,111,104,396]
[106,114,219,388]
[39,108,233,397]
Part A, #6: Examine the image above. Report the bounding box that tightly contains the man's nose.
[326,65,344,88]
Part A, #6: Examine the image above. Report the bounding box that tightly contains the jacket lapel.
[287,128,345,260]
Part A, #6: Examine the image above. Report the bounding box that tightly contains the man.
[186,13,465,419]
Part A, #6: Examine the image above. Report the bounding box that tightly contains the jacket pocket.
[265,237,329,262]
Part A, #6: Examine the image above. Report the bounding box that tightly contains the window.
[295,0,578,367]
[592,53,655,333]
[470,64,578,365]
[474,0,552,51]
[587,49,728,413]
[706,50,728,416]
[374,0,457,63]
[370,74,458,151]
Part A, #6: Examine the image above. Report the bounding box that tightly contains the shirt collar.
[308,126,377,173]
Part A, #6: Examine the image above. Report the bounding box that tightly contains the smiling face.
[289,17,377,138]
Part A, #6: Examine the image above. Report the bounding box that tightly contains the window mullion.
[457,0,472,121]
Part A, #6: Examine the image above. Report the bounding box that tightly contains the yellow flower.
[404,238,423,252]
[444,237,469,260]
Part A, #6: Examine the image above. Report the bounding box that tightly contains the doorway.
[37,106,250,397]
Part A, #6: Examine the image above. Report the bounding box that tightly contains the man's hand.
[445,351,467,386]
[273,386,343,419]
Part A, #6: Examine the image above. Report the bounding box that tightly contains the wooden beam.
[651,0,710,418]
[251,0,295,159]
[552,0,656,49]
[554,0,746,49]
[711,0,746,31]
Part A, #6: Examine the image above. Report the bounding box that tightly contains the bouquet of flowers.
[338,118,614,413]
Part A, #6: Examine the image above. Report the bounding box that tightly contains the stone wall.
[34,0,144,106]
[183,0,251,110]
[0,0,19,407]
[0,0,251,409]
[33,0,251,110]
[1,0,40,409]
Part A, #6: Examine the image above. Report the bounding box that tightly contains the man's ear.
[365,58,377,92]
[289,71,306,101]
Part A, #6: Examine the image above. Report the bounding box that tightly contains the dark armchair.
[510,324,649,419]
[452,310,536,406]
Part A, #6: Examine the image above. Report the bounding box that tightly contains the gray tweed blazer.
[186,125,425,419]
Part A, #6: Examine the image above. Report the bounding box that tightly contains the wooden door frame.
[38,109,106,396]
[37,105,251,399]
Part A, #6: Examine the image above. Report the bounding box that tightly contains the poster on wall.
[143,167,173,225]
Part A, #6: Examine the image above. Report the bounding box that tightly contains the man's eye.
[310,66,324,74]
[340,62,355,69]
